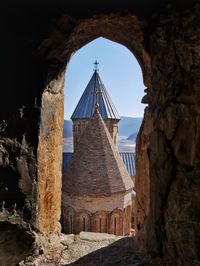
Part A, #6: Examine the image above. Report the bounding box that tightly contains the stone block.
[79,231,117,241]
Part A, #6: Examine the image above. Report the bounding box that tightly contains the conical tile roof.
[71,70,120,120]
[63,110,133,195]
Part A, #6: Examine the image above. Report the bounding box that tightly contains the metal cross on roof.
[93,60,99,71]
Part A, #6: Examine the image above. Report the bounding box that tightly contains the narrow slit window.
[83,217,86,231]
[99,218,102,233]
[114,217,117,235]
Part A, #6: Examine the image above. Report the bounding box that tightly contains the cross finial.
[93,60,99,72]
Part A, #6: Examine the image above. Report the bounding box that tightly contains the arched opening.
[114,217,117,235]
[109,209,123,236]
[90,211,108,233]
[99,218,102,233]
[82,217,86,232]
[62,36,147,236]
[78,212,91,233]
[37,13,151,238]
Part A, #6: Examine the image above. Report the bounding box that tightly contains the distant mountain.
[127,132,138,141]
[63,116,143,139]
[63,116,143,152]
[63,136,73,152]
[63,120,73,138]
[118,116,143,138]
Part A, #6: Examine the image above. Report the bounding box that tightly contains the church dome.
[71,70,120,120]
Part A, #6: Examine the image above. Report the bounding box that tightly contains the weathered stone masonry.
[141,6,200,265]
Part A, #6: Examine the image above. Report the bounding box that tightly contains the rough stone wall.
[0,221,35,266]
[135,108,153,230]
[37,73,64,235]
[137,4,200,265]
[0,138,37,223]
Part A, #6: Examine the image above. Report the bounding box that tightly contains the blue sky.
[64,37,146,119]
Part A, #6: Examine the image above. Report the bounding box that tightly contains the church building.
[62,62,135,235]
[62,62,136,178]
[71,60,120,149]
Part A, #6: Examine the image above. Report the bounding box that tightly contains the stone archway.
[36,13,151,236]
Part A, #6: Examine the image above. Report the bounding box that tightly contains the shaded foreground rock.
[19,234,152,266]
[0,222,35,266]
[64,236,152,266]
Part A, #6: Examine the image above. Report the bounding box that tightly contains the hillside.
[63,120,73,138]
[127,132,138,141]
[118,116,143,138]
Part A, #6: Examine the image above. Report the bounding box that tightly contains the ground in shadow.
[65,236,152,266]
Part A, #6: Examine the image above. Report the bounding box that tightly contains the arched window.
[99,218,102,233]
[114,217,117,235]
[82,217,86,231]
